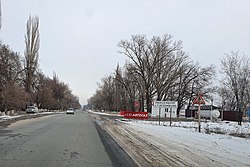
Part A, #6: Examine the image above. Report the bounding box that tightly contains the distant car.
[66,108,74,114]
[26,105,38,113]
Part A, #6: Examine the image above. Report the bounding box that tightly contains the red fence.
[120,111,148,120]
[220,110,243,122]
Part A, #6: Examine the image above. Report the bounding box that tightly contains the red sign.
[134,101,140,108]
[120,111,125,115]
[121,111,148,119]
[193,93,205,105]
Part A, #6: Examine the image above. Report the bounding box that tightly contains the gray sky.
[1,0,250,105]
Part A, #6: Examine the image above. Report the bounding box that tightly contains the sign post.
[159,107,161,125]
[193,93,205,133]
[170,108,172,127]
[198,104,201,132]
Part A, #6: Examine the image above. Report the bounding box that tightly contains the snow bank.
[0,112,60,122]
[122,120,250,166]
[0,115,22,120]
[123,120,250,137]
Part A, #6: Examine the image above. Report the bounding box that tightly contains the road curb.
[95,121,138,167]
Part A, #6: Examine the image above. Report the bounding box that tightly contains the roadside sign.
[155,101,177,108]
[154,101,177,126]
[193,93,205,105]
[193,93,205,133]
[123,111,148,119]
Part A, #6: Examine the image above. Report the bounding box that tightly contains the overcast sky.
[1,0,250,105]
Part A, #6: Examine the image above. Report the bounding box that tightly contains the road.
[0,111,136,167]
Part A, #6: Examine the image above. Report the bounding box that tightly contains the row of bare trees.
[33,73,81,111]
[88,34,215,116]
[0,13,80,113]
[219,52,250,124]
[89,35,250,122]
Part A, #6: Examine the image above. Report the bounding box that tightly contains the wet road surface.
[0,111,113,167]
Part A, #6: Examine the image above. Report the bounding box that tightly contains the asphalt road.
[0,111,135,167]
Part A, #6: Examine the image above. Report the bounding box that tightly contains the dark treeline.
[0,14,81,113]
[88,34,250,121]
[0,43,81,113]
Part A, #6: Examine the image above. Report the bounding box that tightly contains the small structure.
[185,105,221,120]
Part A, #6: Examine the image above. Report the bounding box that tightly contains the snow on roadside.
[88,110,122,117]
[0,112,62,122]
[0,115,22,120]
[122,120,250,166]
[120,119,250,137]
[92,111,250,166]
[90,110,250,137]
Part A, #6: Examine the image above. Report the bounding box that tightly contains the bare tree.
[24,15,40,95]
[87,74,116,111]
[90,63,142,112]
[183,64,216,113]
[89,34,215,115]
[148,35,183,101]
[0,44,27,112]
[220,51,250,125]
[49,73,81,110]
[118,34,186,113]
[118,35,152,112]
[115,63,139,111]
[0,14,80,112]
